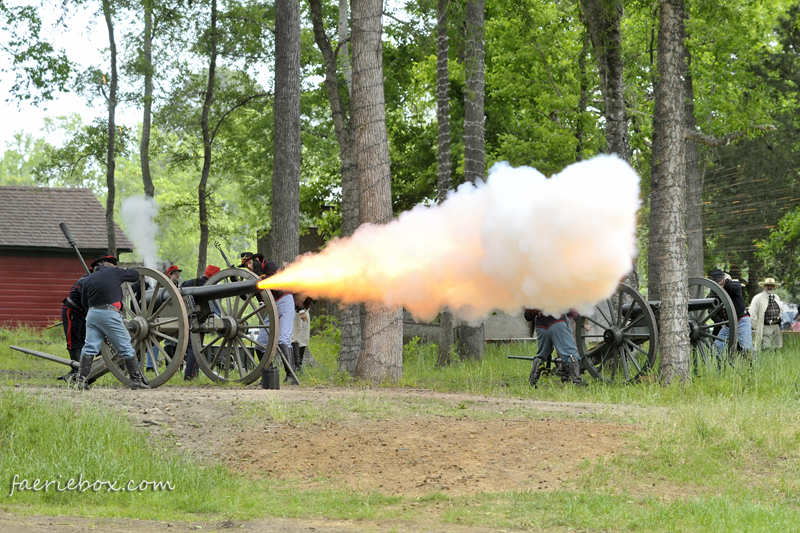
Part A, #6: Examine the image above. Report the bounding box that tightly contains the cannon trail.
[258,155,641,322]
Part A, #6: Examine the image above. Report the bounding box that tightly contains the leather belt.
[765,319,780,325]
[91,304,121,312]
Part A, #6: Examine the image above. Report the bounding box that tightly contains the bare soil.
[7,384,643,532]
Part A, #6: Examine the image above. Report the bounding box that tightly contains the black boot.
[558,359,570,383]
[279,344,298,385]
[123,357,151,390]
[75,353,94,390]
[569,360,588,387]
[292,343,304,374]
[528,358,544,387]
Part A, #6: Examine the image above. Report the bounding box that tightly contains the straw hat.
[758,277,782,288]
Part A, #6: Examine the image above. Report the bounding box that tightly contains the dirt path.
[8,384,645,531]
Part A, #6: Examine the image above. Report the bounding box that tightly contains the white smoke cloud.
[121,196,160,268]
[261,155,641,322]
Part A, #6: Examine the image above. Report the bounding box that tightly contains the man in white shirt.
[750,277,784,351]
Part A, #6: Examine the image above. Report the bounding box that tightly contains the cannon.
[106,266,282,388]
[11,223,292,388]
[574,277,738,382]
[511,277,739,384]
[13,266,282,388]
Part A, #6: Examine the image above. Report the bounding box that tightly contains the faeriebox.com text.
[8,474,175,496]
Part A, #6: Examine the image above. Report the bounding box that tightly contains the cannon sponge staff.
[76,255,150,390]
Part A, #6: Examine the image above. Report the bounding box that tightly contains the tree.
[436,0,455,366]
[649,0,689,383]
[350,0,403,382]
[198,0,220,277]
[579,0,629,161]
[308,0,363,373]
[101,0,120,256]
[139,0,156,198]
[455,0,486,361]
[270,0,301,267]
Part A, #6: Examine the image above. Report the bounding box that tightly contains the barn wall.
[0,255,89,328]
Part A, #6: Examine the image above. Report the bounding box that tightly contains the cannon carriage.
[13,266,281,388]
[574,277,739,383]
[105,266,281,388]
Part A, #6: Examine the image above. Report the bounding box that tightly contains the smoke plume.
[121,196,160,268]
[259,155,640,322]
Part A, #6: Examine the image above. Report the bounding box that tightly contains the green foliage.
[0,132,50,186]
[0,1,72,103]
[32,114,133,193]
[702,2,800,282]
[757,206,800,298]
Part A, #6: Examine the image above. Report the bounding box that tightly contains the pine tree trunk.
[102,0,117,256]
[575,34,589,162]
[351,0,403,382]
[309,0,362,373]
[140,0,155,199]
[198,0,218,277]
[652,0,689,384]
[435,0,456,366]
[683,20,703,278]
[579,0,630,162]
[457,0,486,361]
[271,0,302,267]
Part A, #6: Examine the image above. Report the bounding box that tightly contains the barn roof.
[0,186,134,253]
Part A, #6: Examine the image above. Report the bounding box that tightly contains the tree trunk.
[309,0,362,373]
[580,0,638,288]
[456,0,486,360]
[436,0,455,366]
[198,0,218,277]
[338,0,352,96]
[102,0,117,256]
[651,0,689,384]
[683,18,703,278]
[575,34,589,162]
[140,0,155,198]
[271,0,302,267]
[579,0,630,162]
[350,0,403,383]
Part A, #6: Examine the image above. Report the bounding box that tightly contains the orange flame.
[258,155,640,323]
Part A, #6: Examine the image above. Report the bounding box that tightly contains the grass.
[3,324,800,530]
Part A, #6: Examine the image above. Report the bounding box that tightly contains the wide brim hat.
[239,252,255,267]
[90,255,118,269]
[758,277,782,287]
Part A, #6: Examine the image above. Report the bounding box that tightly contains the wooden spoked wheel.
[687,277,738,368]
[100,267,189,388]
[576,283,659,383]
[191,268,278,385]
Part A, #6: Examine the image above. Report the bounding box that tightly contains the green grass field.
[2,323,800,531]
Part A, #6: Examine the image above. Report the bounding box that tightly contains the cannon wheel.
[192,268,278,385]
[687,277,738,367]
[100,267,189,388]
[576,283,659,383]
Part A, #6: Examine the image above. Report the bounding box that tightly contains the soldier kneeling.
[524,308,587,388]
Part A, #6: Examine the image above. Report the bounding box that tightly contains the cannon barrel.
[180,278,260,301]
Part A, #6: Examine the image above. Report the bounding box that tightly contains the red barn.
[0,187,134,328]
